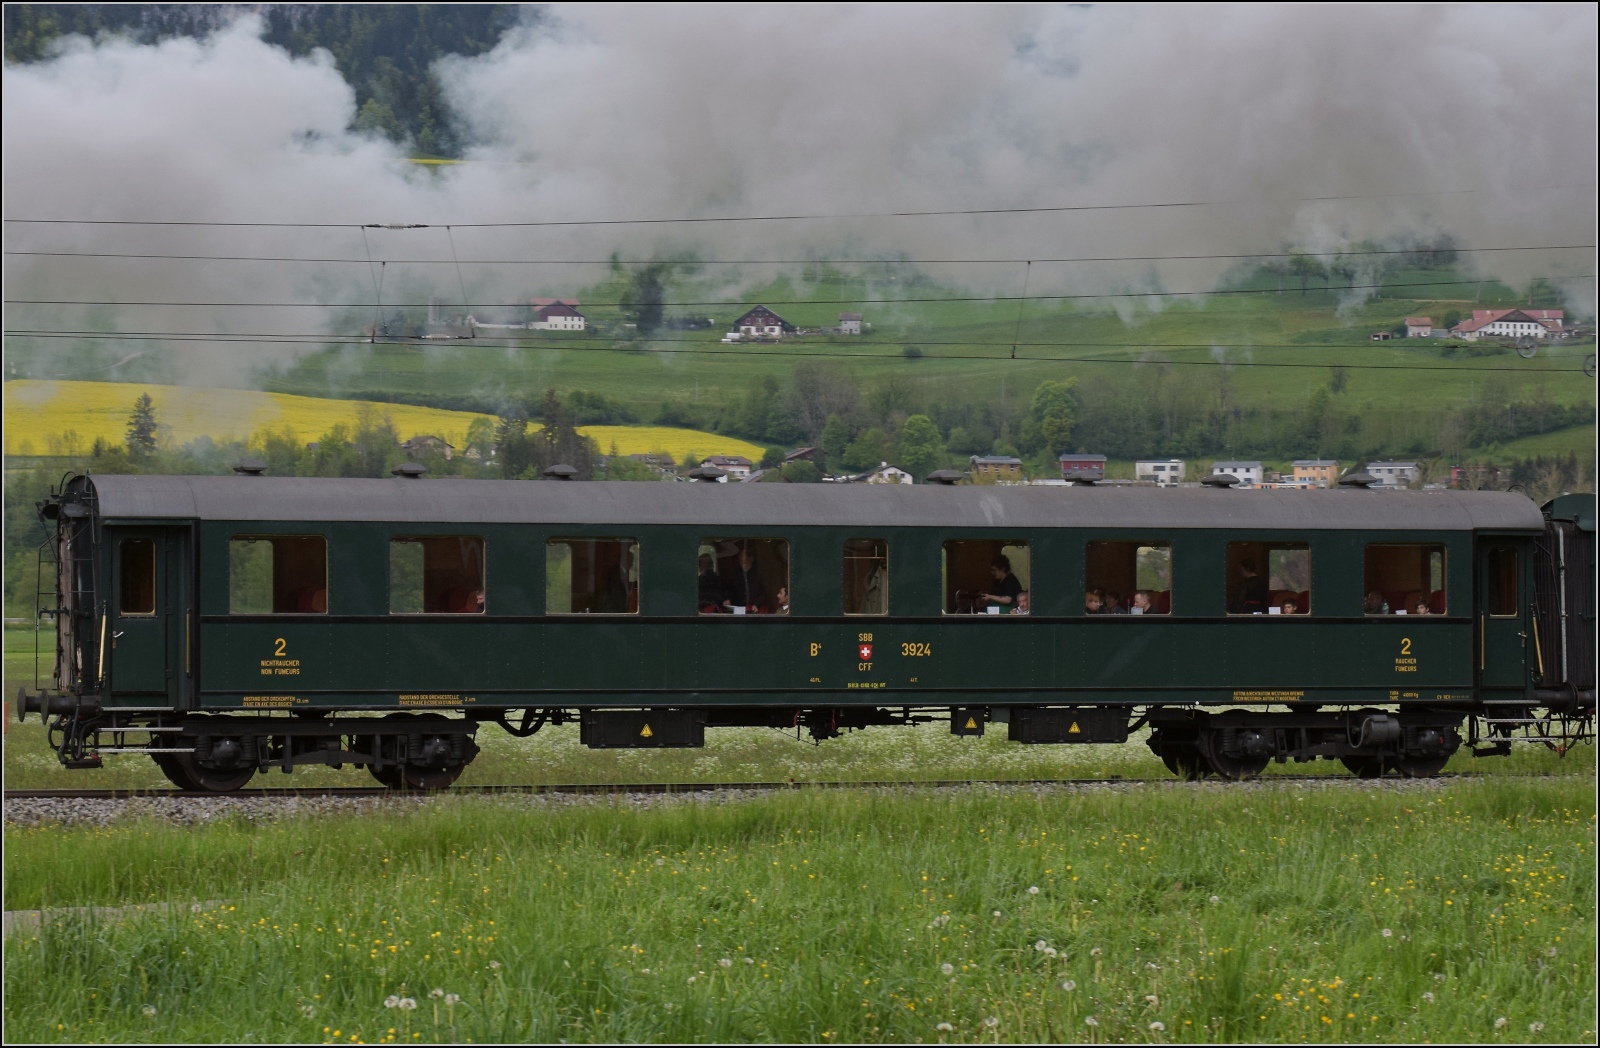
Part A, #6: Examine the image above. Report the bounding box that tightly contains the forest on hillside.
[3,4,526,156]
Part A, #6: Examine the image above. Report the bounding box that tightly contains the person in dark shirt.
[980,554,1022,611]
[697,554,726,613]
[1104,591,1129,615]
[1231,559,1268,614]
[724,545,771,612]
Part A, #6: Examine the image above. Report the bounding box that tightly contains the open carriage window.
[1227,542,1310,615]
[1364,545,1446,615]
[547,538,639,614]
[119,538,156,615]
[843,538,889,615]
[698,538,789,614]
[230,536,327,614]
[943,539,1031,615]
[390,536,485,614]
[1085,541,1171,615]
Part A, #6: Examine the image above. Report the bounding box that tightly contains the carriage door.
[1478,541,1527,690]
[110,529,187,700]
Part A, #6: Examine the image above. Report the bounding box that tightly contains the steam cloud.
[3,4,1594,386]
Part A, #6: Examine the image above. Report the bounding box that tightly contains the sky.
[3,3,1595,385]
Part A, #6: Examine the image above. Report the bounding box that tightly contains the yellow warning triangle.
[1069,722,1081,734]
[964,717,978,729]
[640,723,653,738]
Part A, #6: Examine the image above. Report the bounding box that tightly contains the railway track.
[3,772,1501,801]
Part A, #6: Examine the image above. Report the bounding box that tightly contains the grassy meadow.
[4,777,1593,1043]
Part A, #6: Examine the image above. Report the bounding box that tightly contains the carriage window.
[1227,542,1310,615]
[943,539,1030,615]
[119,538,156,615]
[843,539,889,615]
[1486,548,1518,617]
[1364,545,1446,615]
[390,537,485,614]
[547,538,639,614]
[230,536,327,614]
[1085,541,1170,615]
[698,538,789,614]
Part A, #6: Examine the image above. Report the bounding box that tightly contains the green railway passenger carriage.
[19,470,1596,791]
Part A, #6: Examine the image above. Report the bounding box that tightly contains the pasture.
[3,777,1593,1043]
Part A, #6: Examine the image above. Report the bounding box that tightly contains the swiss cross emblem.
[859,643,873,660]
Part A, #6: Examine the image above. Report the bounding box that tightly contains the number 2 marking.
[275,637,288,657]
[1400,637,1412,656]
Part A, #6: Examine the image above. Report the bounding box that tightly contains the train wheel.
[1340,756,1388,778]
[398,713,472,791]
[1392,755,1449,778]
[1161,751,1209,780]
[152,753,202,790]
[174,751,255,792]
[1198,732,1268,780]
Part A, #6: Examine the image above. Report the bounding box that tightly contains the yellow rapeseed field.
[2,380,766,464]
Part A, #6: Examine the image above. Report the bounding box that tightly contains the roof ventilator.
[925,470,965,485]
[1201,474,1239,488]
[232,459,267,476]
[687,466,727,482]
[543,464,579,480]
[391,463,427,479]
[1338,472,1377,488]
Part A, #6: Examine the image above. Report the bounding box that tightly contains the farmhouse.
[531,299,586,331]
[1404,317,1433,338]
[1365,460,1420,489]
[838,312,863,335]
[1211,460,1263,487]
[855,462,914,484]
[1292,459,1339,487]
[700,454,754,479]
[401,435,454,460]
[1135,459,1185,487]
[971,455,1023,481]
[732,306,791,340]
[1451,308,1564,341]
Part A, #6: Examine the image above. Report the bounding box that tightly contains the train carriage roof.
[76,474,1547,533]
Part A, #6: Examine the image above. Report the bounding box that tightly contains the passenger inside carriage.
[943,539,1030,614]
[1085,541,1171,616]
[697,554,726,613]
[700,539,790,614]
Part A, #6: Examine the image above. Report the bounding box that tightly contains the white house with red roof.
[1404,317,1433,338]
[1451,308,1563,341]
[731,306,790,340]
[531,299,586,331]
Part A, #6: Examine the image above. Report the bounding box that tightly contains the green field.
[4,777,1592,1043]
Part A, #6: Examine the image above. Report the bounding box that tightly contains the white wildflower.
[1084,1015,1099,1027]
[300,1005,315,1019]
[718,958,733,969]
[1150,1020,1166,1032]
[1422,992,1435,1004]
[444,994,460,1006]
[1495,1017,1508,1028]
[641,968,650,974]
[1045,947,1058,958]
[1209,895,1220,905]
[1545,947,1557,958]
[655,858,665,866]
[397,998,417,1011]
[687,976,697,984]
[1381,928,1393,938]
[941,963,955,976]
[1529,1022,1544,1033]
[1061,980,1077,991]
[430,989,445,999]
[142,1005,157,1018]
[1035,940,1048,952]
[1433,972,1446,981]
[1145,994,1160,1006]
[384,996,400,1009]
[743,957,755,965]
[936,1022,954,1032]
[1146,962,1160,970]
[1090,947,1102,957]
[983,1016,999,1028]
[488,960,501,969]
[992,910,1002,918]
[1028,886,1040,895]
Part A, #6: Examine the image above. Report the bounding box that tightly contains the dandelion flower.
[688,976,697,984]
[642,968,650,974]
[444,994,460,1006]
[1150,1021,1166,1032]
[1422,992,1435,1004]
[384,996,400,1009]
[488,960,501,969]
[1045,947,1058,958]
[1061,980,1077,992]
[1145,994,1160,1006]
[301,1005,316,1018]
[398,998,417,1011]
[1085,1015,1099,1027]
[1028,886,1040,895]
[1381,928,1393,938]
[1545,947,1557,958]
[992,910,1002,918]
[142,1005,157,1018]
[1495,1017,1508,1029]
[936,1022,954,1032]
[718,958,733,969]
[655,858,665,866]
[1035,940,1048,952]
[743,957,755,965]
[430,989,444,999]
[1146,962,1160,970]
[1433,972,1446,981]
[1090,947,1102,957]
[1209,895,1220,905]
[983,1016,999,1028]
[941,963,955,976]
[1529,1022,1544,1033]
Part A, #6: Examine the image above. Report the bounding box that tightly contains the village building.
[401,435,454,460]
[1365,460,1420,489]
[1134,459,1185,487]
[700,454,754,479]
[1292,459,1339,487]
[1404,317,1433,338]
[855,462,914,484]
[1058,453,1108,482]
[1451,308,1564,341]
[838,312,863,334]
[730,306,791,340]
[971,455,1024,481]
[531,300,586,331]
[1450,464,1502,488]
[1369,330,1392,341]
[783,447,821,465]
[1211,460,1264,487]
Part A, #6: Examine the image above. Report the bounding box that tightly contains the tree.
[779,460,822,483]
[1028,379,1077,457]
[125,392,159,463]
[896,415,945,481]
[819,414,850,474]
[620,265,666,336]
[494,415,533,479]
[842,428,889,473]
[532,389,599,479]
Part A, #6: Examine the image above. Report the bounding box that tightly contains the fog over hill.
[3,4,1595,385]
